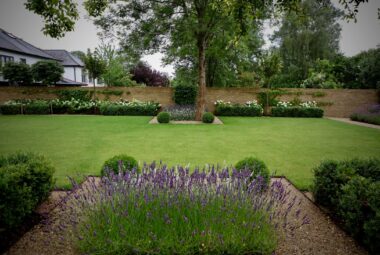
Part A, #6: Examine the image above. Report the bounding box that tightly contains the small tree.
[84,49,106,97]
[2,62,33,85]
[130,62,169,87]
[32,60,64,85]
[102,57,137,87]
[259,52,283,115]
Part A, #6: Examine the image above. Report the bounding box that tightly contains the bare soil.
[4,178,367,255]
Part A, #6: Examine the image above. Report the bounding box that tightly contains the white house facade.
[0,28,87,86]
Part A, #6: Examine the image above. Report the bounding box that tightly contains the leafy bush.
[157,111,170,123]
[130,62,169,87]
[214,100,263,116]
[58,164,306,255]
[100,101,160,116]
[165,105,195,121]
[101,154,139,176]
[51,98,98,114]
[235,157,270,184]
[271,107,323,118]
[313,158,380,253]
[24,100,51,114]
[350,114,380,126]
[202,112,214,123]
[0,102,21,115]
[31,60,64,85]
[2,61,33,85]
[173,84,198,105]
[0,152,55,229]
[56,90,91,101]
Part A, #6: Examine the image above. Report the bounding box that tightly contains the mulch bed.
[149,116,223,124]
[4,178,368,255]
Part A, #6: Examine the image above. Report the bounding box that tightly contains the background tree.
[102,57,137,87]
[2,62,33,85]
[83,49,106,96]
[31,60,64,85]
[272,0,343,87]
[130,62,169,87]
[259,51,283,115]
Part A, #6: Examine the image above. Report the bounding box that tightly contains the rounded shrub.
[202,112,215,123]
[157,111,170,123]
[235,157,270,184]
[101,154,139,176]
[0,152,55,229]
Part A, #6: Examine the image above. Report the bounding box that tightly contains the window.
[0,55,14,68]
[20,58,26,64]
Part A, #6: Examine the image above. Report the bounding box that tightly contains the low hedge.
[313,158,380,253]
[99,103,159,116]
[0,104,21,115]
[24,101,51,114]
[271,107,324,118]
[350,113,380,126]
[215,105,263,117]
[0,152,55,229]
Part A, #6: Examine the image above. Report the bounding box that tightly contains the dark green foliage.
[350,114,380,126]
[31,60,64,85]
[313,158,380,253]
[257,91,281,107]
[99,103,159,116]
[235,157,270,184]
[101,154,138,176]
[338,178,380,253]
[24,101,50,115]
[313,160,357,209]
[0,104,21,115]
[215,104,263,117]
[157,112,170,123]
[2,61,33,85]
[271,107,324,118]
[0,152,55,229]
[97,90,123,96]
[56,90,91,101]
[202,112,214,123]
[173,85,197,105]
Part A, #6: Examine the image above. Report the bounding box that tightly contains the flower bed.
[271,101,324,118]
[0,99,160,116]
[164,105,196,121]
[350,104,380,126]
[214,100,263,116]
[59,164,306,255]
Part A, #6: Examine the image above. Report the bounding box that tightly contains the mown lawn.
[0,115,379,190]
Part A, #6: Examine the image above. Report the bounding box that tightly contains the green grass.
[0,115,379,190]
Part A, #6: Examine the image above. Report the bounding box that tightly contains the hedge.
[271,107,324,118]
[313,158,380,253]
[173,85,197,105]
[24,101,51,114]
[215,105,263,117]
[0,152,55,229]
[0,104,21,115]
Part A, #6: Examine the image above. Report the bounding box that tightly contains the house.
[44,50,86,84]
[0,28,87,86]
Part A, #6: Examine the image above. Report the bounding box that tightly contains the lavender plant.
[164,105,196,121]
[55,163,308,255]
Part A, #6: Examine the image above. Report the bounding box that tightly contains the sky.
[0,0,379,76]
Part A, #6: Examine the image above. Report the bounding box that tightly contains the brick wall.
[0,86,378,117]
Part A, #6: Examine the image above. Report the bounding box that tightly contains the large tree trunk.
[195,37,207,121]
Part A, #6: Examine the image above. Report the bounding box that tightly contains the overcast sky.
[0,0,379,76]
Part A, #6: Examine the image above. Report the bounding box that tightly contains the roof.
[0,28,59,60]
[56,77,86,86]
[44,50,84,67]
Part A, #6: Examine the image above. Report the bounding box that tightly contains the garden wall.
[0,86,378,117]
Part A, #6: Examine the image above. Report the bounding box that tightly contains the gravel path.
[4,178,367,255]
[327,117,380,130]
